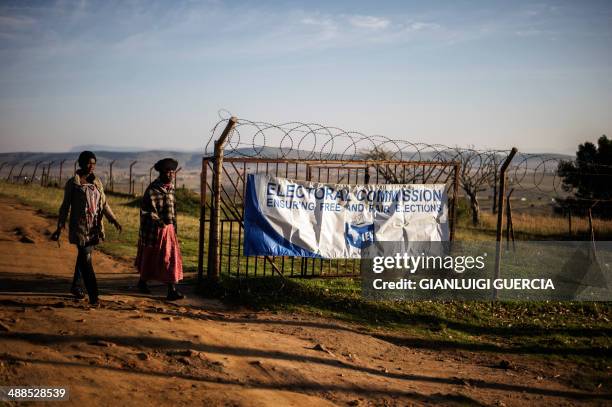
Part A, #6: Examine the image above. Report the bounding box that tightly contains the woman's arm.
[172,196,178,233]
[58,180,72,228]
[102,202,121,231]
[52,180,72,240]
[97,182,121,231]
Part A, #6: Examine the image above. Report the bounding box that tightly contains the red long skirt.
[136,225,183,284]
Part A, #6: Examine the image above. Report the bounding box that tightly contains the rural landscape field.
[1,1,611,406]
[1,163,610,405]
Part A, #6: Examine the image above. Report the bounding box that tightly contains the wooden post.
[568,207,573,237]
[198,158,208,283]
[40,166,46,186]
[45,161,54,186]
[18,162,30,180]
[450,162,460,241]
[493,147,518,299]
[31,161,43,184]
[7,163,17,181]
[505,188,515,251]
[59,159,66,186]
[109,160,116,192]
[129,161,137,195]
[206,117,238,283]
[175,167,182,187]
[588,205,596,244]
[492,168,498,214]
[587,204,599,262]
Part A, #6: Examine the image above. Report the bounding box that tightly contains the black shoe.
[71,286,86,300]
[89,299,100,308]
[166,290,184,301]
[137,280,151,294]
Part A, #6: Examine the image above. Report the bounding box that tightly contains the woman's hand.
[112,220,123,233]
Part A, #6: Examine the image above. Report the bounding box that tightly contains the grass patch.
[221,275,611,365]
[0,180,201,272]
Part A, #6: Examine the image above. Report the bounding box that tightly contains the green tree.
[558,135,612,217]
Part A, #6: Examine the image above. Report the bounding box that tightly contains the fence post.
[7,163,17,181]
[587,202,599,262]
[493,147,517,299]
[59,159,66,186]
[45,161,54,186]
[588,203,597,247]
[505,188,515,251]
[18,162,30,181]
[109,160,116,192]
[206,117,238,284]
[129,161,137,195]
[31,161,43,184]
[492,168,498,214]
[450,162,460,241]
[198,158,208,283]
[175,167,182,187]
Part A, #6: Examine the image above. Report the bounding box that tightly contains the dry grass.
[0,181,202,270]
[479,210,612,239]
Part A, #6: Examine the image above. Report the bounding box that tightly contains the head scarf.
[154,158,178,173]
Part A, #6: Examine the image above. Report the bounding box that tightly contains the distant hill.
[0,149,574,173]
[0,151,207,172]
[69,145,150,153]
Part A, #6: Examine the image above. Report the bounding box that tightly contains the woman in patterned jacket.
[135,158,184,300]
[51,151,122,306]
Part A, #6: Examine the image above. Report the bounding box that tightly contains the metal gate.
[197,156,460,282]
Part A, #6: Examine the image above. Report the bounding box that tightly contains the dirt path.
[0,196,609,406]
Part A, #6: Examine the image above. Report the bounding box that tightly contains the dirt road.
[0,196,609,406]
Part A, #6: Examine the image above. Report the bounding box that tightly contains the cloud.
[301,16,335,28]
[408,21,440,31]
[347,15,390,30]
[515,29,542,37]
[0,15,36,29]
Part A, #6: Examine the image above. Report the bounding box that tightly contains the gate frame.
[198,135,462,284]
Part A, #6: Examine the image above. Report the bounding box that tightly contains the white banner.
[243,174,449,259]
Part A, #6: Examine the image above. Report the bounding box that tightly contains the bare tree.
[363,146,418,184]
[457,149,498,226]
[364,146,504,226]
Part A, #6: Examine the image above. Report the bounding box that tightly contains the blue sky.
[0,0,610,154]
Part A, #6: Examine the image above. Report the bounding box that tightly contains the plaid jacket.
[58,174,117,246]
[139,179,177,247]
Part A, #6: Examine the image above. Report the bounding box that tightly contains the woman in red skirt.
[135,158,184,300]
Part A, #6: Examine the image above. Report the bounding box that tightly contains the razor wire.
[205,116,612,204]
[0,116,609,205]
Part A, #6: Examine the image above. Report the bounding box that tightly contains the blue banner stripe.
[243,174,323,258]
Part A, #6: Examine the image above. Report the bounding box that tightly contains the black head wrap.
[78,151,97,169]
[154,158,178,173]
